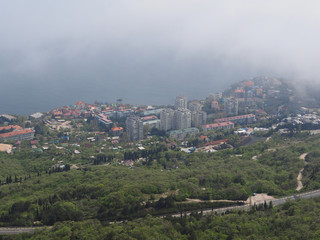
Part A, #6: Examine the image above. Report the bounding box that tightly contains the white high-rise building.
[188,100,202,112]
[160,108,175,132]
[175,96,188,109]
[174,108,191,130]
[126,116,144,141]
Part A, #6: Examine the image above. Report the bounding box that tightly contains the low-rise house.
[96,114,112,127]
[215,114,255,125]
[202,122,234,132]
[0,128,35,141]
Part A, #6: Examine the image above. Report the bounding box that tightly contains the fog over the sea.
[1,0,320,115]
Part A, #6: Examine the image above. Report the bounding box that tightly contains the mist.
[1,0,320,114]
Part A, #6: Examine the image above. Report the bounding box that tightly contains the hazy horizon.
[1,1,320,115]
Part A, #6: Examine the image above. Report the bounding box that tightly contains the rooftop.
[111,127,123,131]
[0,129,35,138]
[141,115,158,121]
[0,125,22,131]
[203,121,234,128]
[215,114,255,123]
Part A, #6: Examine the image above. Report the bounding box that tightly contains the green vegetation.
[0,133,319,227]
[4,197,320,239]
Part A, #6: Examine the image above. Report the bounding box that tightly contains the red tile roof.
[111,127,123,131]
[215,114,255,123]
[30,140,38,144]
[243,81,254,87]
[202,139,228,146]
[234,89,245,93]
[203,121,234,129]
[76,101,85,106]
[0,129,35,138]
[0,125,22,131]
[141,115,158,121]
[98,114,111,122]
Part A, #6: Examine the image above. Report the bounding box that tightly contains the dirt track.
[296,153,308,191]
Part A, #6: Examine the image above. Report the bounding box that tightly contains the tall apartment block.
[125,116,144,141]
[224,98,239,116]
[175,96,188,109]
[191,111,207,128]
[160,108,175,131]
[188,100,202,112]
[174,108,191,130]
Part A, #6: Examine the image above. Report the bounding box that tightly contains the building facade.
[214,114,256,125]
[143,119,161,130]
[168,128,199,140]
[201,121,235,132]
[188,100,202,112]
[224,98,239,116]
[160,108,175,132]
[175,96,188,109]
[125,116,144,141]
[174,108,191,130]
[0,129,35,141]
[191,111,207,128]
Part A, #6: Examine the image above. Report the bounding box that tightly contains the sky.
[1,0,320,115]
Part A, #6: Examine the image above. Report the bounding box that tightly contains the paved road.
[2,189,320,235]
[170,189,320,218]
[0,227,46,235]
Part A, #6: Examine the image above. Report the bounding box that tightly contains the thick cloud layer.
[1,0,320,114]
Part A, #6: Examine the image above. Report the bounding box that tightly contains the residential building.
[242,81,255,87]
[174,108,191,130]
[224,98,239,116]
[0,129,35,141]
[141,115,161,129]
[188,100,202,112]
[96,114,112,127]
[30,112,44,119]
[0,125,22,132]
[140,108,163,117]
[143,119,161,130]
[175,96,188,109]
[141,108,163,116]
[126,116,144,141]
[208,93,222,101]
[115,109,134,118]
[191,111,207,128]
[160,108,175,131]
[0,114,16,121]
[211,101,220,110]
[141,115,158,122]
[202,122,234,132]
[168,128,199,140]
[215,114,256,125]
[111,127,124,136]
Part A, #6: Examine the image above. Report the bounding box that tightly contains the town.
[2,76,320,238]
[1,76,319,163]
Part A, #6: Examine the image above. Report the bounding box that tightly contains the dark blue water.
[0,52,269,115]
